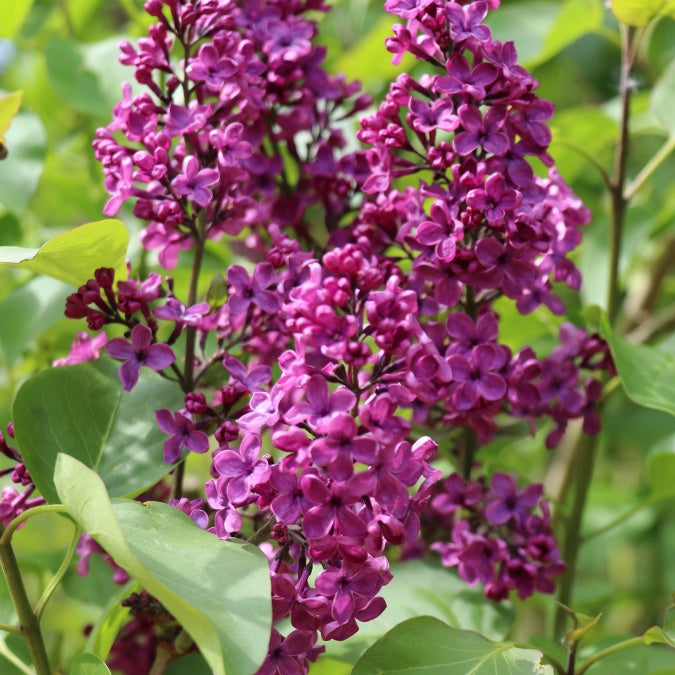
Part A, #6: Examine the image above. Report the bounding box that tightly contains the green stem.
[576,637,643,675]
[607,24,634,324]
[248,516,276,547]
[0,622,21,635]
[554,433,596,637]
[35,526,81,620]
[0,535,51,674]
[624,135,675,201]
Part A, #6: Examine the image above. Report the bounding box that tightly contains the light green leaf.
[651,60,675,136]
[642,625,668,645]
[0,1,35,38]
[353,617,553,675]
[71,652,111,675]
[600,316,675,417]
[13,359,183,504]
[54,455,272,675]
[646,437,675,498]
[0,219,128,286]
[542,0,604,63]
[611,0,675,26]
[323,561,513,665]
[84,581,135,661]
[0,112,46,215]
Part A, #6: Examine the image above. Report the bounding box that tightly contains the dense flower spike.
[54,0,615,671]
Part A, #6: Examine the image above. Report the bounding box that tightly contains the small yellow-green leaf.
[0,1,35,38]
[642,625,667,645]
[611,0,675,26]
[566,612,602,645]
[0,91,22,157]
[0,219,128,286]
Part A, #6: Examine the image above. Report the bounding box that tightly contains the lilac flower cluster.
[427,472,565,600]
[94,0,369,268]
[48,0,617,672]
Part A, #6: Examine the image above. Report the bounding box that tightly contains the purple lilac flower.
[105,324,175,391]
[171,156,220,208]
[155,409,210,463]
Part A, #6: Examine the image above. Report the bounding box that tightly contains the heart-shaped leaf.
[353,616,553,674]
[14,359,183,504]
[54,455,272,675]
[0,219,128,286]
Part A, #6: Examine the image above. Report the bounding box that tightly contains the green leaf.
[0,276,70,363]
[542,0,604,63]
[13,359,183,504]
[0,0,35,38]
[611,0,675,26]
[487,2,559,65]
[165,652,212,675]
[0,219,128,287]
[599,316,675,417]
[45,38,111,117]
[0,112,46,215]
[333,14,414,91]
[71,652,111,675]
[642,625,668,645]
[84,581,135,661]
[353,617,554,675]
[566,612,603,645]
[650,60,675,136]
[54,455,272,675]
[323,561,513,665]
[646,437,675,498]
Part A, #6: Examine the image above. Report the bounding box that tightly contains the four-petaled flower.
[105,324,175,391]
[171,155,220,207]
[155,409,210,463]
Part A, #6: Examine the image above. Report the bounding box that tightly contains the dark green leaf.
[353,616,553,675]
[13,359,183,504]
[54,455,272,675]
[45,38,111,117]
[165,652,212,675]
[70,652,111,675]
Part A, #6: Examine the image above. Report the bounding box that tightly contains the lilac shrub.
[0,0,616,671]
